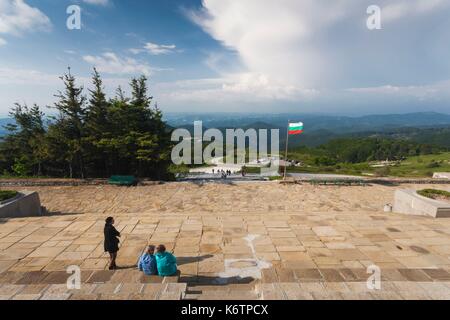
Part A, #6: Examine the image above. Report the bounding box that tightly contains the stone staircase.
[183,283,261,300]
[0,269,188,300]
[5,266,450,300]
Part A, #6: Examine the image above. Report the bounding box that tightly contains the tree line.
[293,137,443,166]
[0,69,173,179]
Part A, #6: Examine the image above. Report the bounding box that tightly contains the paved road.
[179,173,266,182]
[289,173,366,180]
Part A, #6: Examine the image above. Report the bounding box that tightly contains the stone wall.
[393,189,450,218]
[433,173,450,179]
[0,191,42,218]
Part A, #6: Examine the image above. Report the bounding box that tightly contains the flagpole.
[284,120,290,180]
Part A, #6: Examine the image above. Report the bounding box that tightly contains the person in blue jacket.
[155,244,178,276]
[138,245,158,276]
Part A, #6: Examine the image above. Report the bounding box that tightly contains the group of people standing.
[103,217,177,276]
[212,169,233,179]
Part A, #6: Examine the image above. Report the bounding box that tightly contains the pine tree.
[0,104,47,176]
[85,68,112,176]
[0,69,173,180]
[51,68,86,178]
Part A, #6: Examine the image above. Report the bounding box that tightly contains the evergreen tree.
[0,104,47,176]
[0,69,173,180]
[50,69,86,178]
[85,68,112,176]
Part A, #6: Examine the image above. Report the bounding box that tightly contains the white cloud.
[0,66,131,114]
[383,0,449,22]
[0,38,6,46]
[129,48,145,55]
[0,67,59,85]
[83,52,153,76]
[82,0,110,6]
[0,66,129,87]
[346,81,450,101]
[143,42,177,55]
[0,0,51,36]
[155,73,318,106]
[129,42,177,56]
[187,0,450,103]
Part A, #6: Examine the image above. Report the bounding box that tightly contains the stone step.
[183,283,261,300]
[255,281,450,300]
[0,270,180,285]
[1,282,189,300]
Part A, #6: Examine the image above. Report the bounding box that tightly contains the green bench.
[108,175,138,186]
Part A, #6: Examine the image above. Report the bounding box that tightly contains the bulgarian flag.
[288,122,304,135]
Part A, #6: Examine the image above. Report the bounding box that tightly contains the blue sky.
[1,0,450,116]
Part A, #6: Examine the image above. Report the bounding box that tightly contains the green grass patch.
[268,176,283,181]
[0,190,18,202]
[283,151,450,178]
[417,189,450,200]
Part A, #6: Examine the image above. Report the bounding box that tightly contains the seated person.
[138,245,158,276]
[155,244,178,277]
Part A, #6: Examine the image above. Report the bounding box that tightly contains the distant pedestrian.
[104,217,121,270]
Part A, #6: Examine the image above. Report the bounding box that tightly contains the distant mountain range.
[164,112,450,148]
[2,112,450,148]
[164,112,450,131]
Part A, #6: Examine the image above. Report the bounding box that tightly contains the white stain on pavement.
[216,234,272,283]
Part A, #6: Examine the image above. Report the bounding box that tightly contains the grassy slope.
[283,152,450,178]
[417,189,450,200]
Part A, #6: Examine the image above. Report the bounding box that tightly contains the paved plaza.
[1,182,450,300]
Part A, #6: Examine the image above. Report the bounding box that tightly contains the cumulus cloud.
[82,0,110,6]
[130,42,177,55]
[346,81,450,101]
[383,0,449,22]
[186,0,450,101]
[0,66,132,114]
[0,0,51,36]
[83,52,153,76]
[144,42,176,55]
[0,66,130,88]
[155,73,318,107]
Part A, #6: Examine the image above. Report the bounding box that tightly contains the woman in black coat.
[104,217,121,270]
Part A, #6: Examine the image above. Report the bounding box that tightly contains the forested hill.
[165,112,450,132]
[4,111,450,138]
[285,125,450,148]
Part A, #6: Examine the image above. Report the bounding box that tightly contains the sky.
[0,0,450,117]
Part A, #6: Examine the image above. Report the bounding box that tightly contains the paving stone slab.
[69,294,98,300]
[0,272,25,284]
[398,269,433,282]
[320,269,346,282]
[19,284,48,295]
[294,269,323,281]
[86,270,115,284]
[15,271,49,285]
[422,268,450,281]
